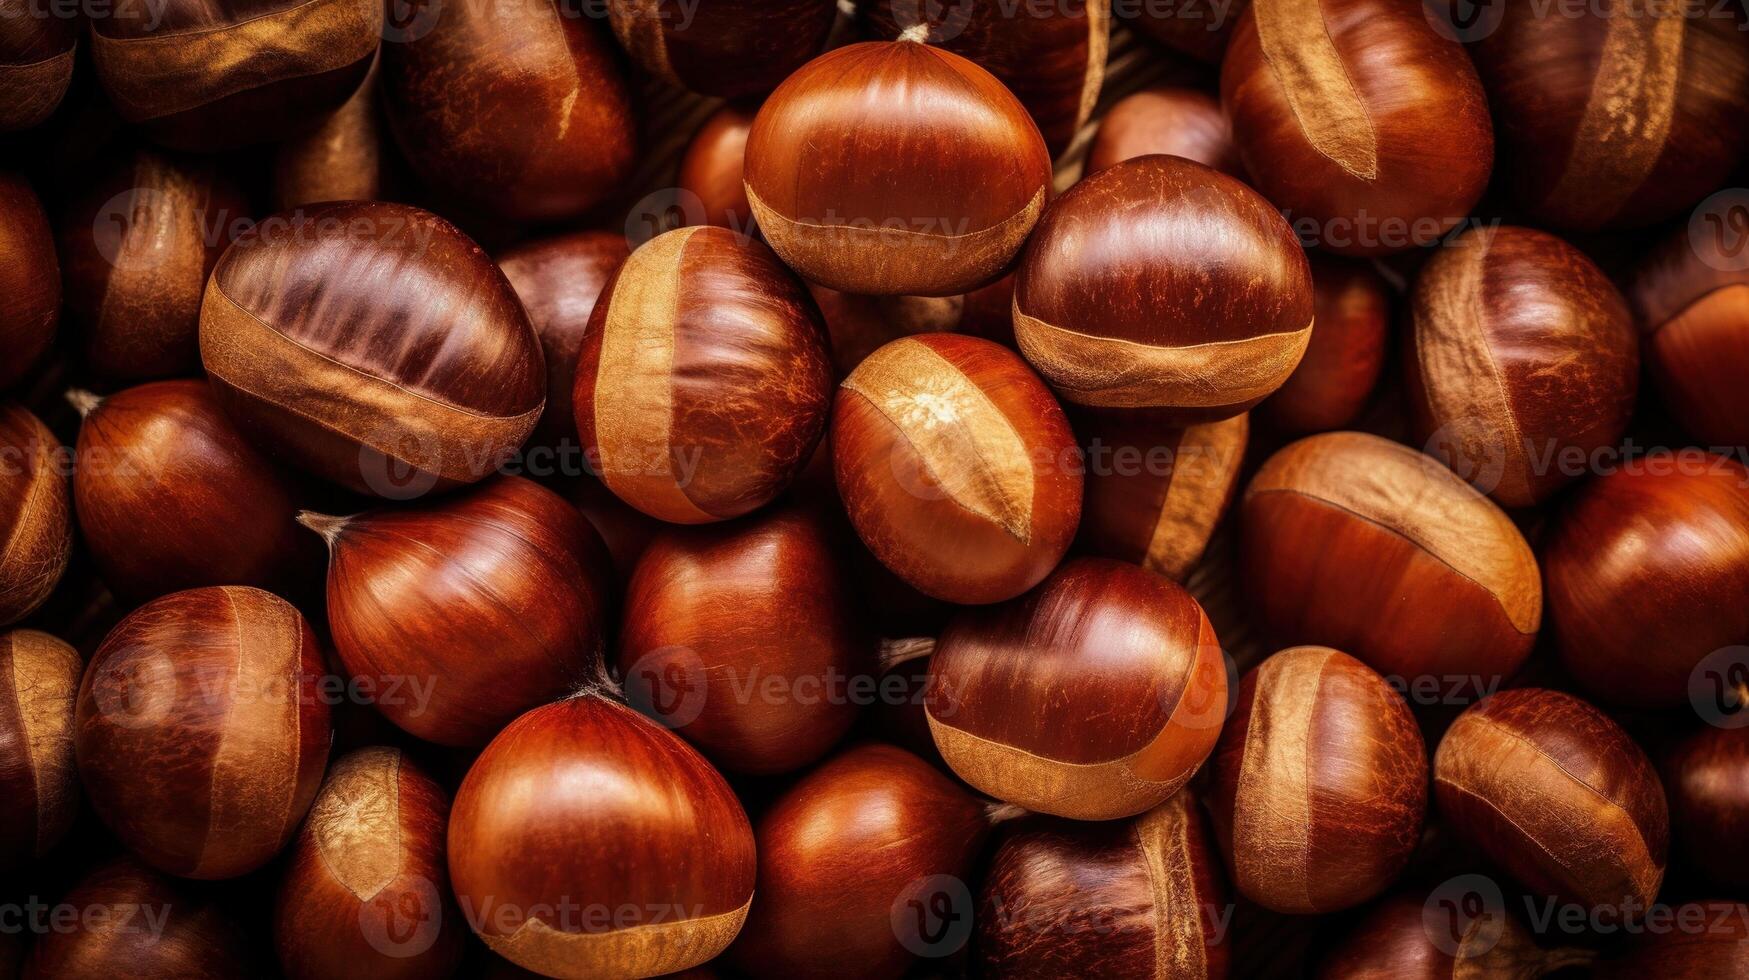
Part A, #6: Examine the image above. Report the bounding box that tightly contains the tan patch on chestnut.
[1253,0,1380,181]
[0,410,71,625]
[485,897,752,980]
[9,631,80,854]
[1146,414,1249,579]
[1136,792,1212,979]
[310,747,403,902]
[1231,648,1325,911]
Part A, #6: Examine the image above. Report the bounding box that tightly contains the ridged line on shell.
[311,747,403,902]
[483,897,752,980]
[1231,649,1324,912]
[1145,414,1248,580]
[1136,793,1212,980]
[1253,0,1380,181]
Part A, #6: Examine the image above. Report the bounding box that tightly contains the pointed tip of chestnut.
[65,388,102,418]
[295,510,351,545]
[897,22,931,44]
[878,635,936,672]
[985,802,1029,824]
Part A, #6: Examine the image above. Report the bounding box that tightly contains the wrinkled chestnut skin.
[24,858,253,978]
[608,0,836,98]
[677,102,755,233]
[0,4,77,131]
[1261,254,1389,435]
[0,404,72,626]
[0,172,58,390]
[1662,725,1749,890]
[0,630,80,872]
[1631,222,1749,451]
[1089,86,1244,177]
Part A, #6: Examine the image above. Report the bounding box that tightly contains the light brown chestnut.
[1088,85,1243,176]
[678,102,756,233]
[608,0,837,98]
[23,858,252,978]
[1631,222,1749,451]
[1261,253,1390,435]
[0,629,80,872]
[0,404,71,626]
[0,171,59,390]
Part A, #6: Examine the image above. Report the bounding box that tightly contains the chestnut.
[729,743,1003,977]
[1433,689,1668,911]
[566,472,660,586]
[1012,154,1313,419]
[0,4,76,131]
[1076,409,1248,582]
[1408,226,1639,507]
[678,102,755,233]
[857,0,1110,158]
[608,0,836,98]
[1118,0,1244,63]
[272,56,394,210]
[274,747,465,980]
[448,694,756,979]
[1241,431,1541,684]
[0,629,80,871]
[0,171,58,391]
[0,404,71,627]
[303,476,611,747]
[59,148,249,380]
[1088,85,1243,176]
[1208,647,1426,914]
[1315,890,1593,979]
[1631,223,1749,451]
[1595,901,1749,978]
[810,286,970,379]
[381,0,635,223]
[23,857,251,978]
[74,586,331,879]
[618,506,867,775]
[576,225,832,524]
[1662,725,1749,890]
[977,789,1229,978]
[497,230,630,450]
[832,333,1082,604]
[1261,254,1390,435]
[1220,0,1494,255]
[927,558,1227,820]
[1542,456,1749,709]
[743,40,1052,297]
[200,202,545,496]
[1471,4,1749,231]
[89,0,381,151]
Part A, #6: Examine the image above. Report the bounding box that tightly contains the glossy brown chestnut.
[977,789,1230,979]
[0,172,58,390]
[832,333,1082,604]
[1076,409,1248,582]
[303,476,610,747]
[576,225,832,524]
[381,0,636,223]
[1013,154,1313,419]
[0,2,76,131]
[272,55,394,210]
[448,694,756,980]
[74,586,331,879]
[89,0,381,151]
[23,857,251,978]
[1662,725,1749,889]
[1542,456,1749,709]
[1594,901,1749,978]
[858,0,1110,158]
[274,747,465,980]
[1471,3,1749,231]
[1261,254,1390,435]
[927,558,1226,820]
[59,148,248,380]
[1208,647,1426,914]
[1631,223,1749,451]
[744,40,1052,296]
[70,380,315,602]
[1408,226,1638,507]
[1088,85,1243,176]
[1241,431,1541,684]
[729,743,999,978]
[497,230,630,449]
[608,0,836,98]
[678,102,756,233]
[1118,0,1246,63]
[1434,689,1668,911]
[618,506,867,775]
[0,630,79,871]
[1220,0,1494,255]
[0,404,71,626]
[1314,890,1593,980]
[200,202,545,495]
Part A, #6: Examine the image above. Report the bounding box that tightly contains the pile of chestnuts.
[3,0,1749,978]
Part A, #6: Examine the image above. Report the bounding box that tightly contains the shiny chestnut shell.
[0,629,80,872]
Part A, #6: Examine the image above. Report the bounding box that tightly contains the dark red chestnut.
[1408,226,1638,507]
[1631,223,1749,451]
[1221,0,1494,255]
[1542,455,1749,709]
[1595,901,1749,978]
[448,694,756,979]
[1013,154,1313,419]
[1261,254,1390,435]
[1118,0,1245,63]
[0,404,71,626]
[832,333,1082,605]
[381,0,635,223]
[0,629,80,871]
[74,586,331,879]
[977,789,1230,979]
[497,230,630,449]
[618,506,867,775]
[275,747,465,980]
[89,0,381,151]
[1662,725,1749,890]
[272,56,395,210]
[0,2,76,132]
[576,225,832,524]
[23,857,251,978]
[1471,4,1749,231]
[1208,646,1426,914]
[303,476,611,747]
[1241,431,1541,684]
[678,102,755,233]
[1434,689,1668,911]
[729,743,1002,978]
[608,0,836,98]
[927,558,1227,820]
[0,172,58,390]
[200,202,545,496]
[744,40,1052,296]
[1315,890,1593,979]
[1088,85,1243,176]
